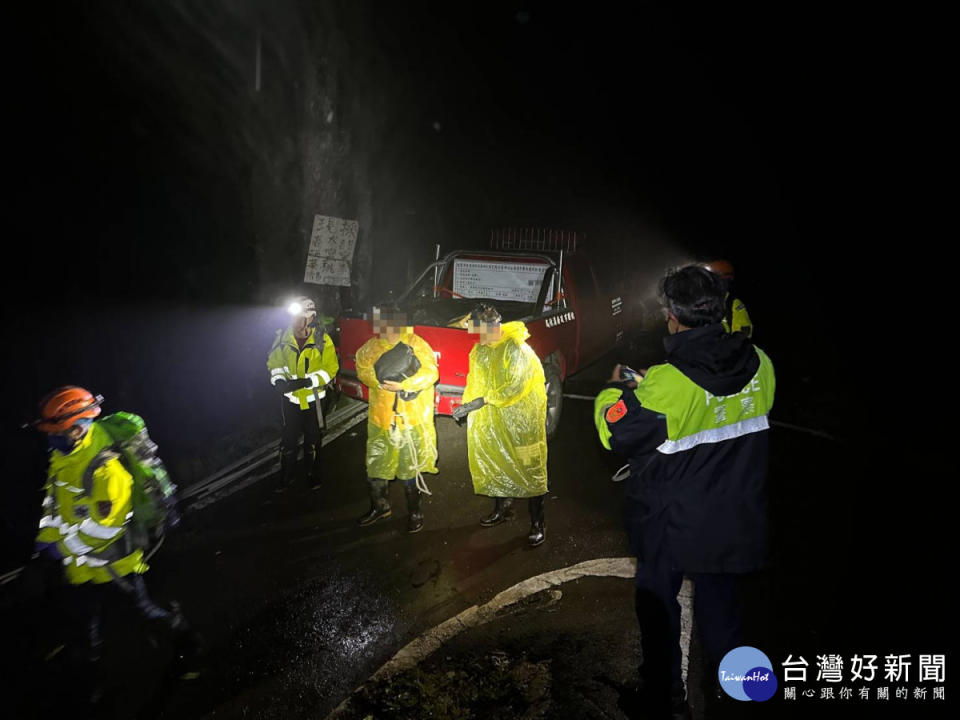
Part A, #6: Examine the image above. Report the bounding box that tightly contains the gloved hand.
[274,378,290,395]
[34,541,62,561]
[452,397,485,424]
[287,378,313,390]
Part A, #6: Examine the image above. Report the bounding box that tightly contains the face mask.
[48,419,92,454]
[48,434,75,454]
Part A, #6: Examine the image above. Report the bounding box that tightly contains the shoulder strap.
[311,323,326,353]
[81,446,123,497]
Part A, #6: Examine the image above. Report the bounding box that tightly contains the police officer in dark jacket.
[594,265,775,718]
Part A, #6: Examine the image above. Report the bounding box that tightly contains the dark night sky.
[3,3,951,576]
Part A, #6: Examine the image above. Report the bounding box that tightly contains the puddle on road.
[410,558,441,588]
[159,568,399,718]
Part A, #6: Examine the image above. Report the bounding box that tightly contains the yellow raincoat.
[36,422,147,585]
[356,332,439,480]
[463,321,548,498]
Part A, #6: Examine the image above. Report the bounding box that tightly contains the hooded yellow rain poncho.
[462,321,548,498]
[356,332,439,480]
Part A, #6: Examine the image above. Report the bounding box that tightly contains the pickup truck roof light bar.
[490,227,580,253]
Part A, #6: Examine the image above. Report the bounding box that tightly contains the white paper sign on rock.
[304,215,358,287]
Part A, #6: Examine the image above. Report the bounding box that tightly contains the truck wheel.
[544,359,563,440]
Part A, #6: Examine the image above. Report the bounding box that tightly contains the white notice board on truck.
[304,214,358,287]
[452,259,548,304]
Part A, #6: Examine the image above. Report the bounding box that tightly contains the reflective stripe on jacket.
[266,327,339,409]
[37,421,146,585]
[594,324,775,573]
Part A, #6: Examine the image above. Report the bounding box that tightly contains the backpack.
[81,413,179,551]
[374,341,422,401]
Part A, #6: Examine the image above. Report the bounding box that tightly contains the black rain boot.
[305,443,323,489]
[166,602,205,681]
[527,495,546,547]
[480,497,514,527]
[670,683,692,720]
[276,449,298,492]
[404,483,424,533]
[171,631,205,681]
[701,659,734,718]
[358,478,392,526]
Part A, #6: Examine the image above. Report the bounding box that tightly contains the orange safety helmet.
[704,259,735,280]
[36,386,103,433]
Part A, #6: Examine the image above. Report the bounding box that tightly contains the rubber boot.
[701,659,734,718]
[166,601,205,681]
[404,482,424,533]
[670,684,692,720]
[171,632,205,681]
[358,478,392,526]
[304,443,323,489]
[527,495,546,547]
[276,449,298,492]
[480,497,514,527]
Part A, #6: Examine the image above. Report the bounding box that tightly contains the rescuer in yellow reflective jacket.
[267,296,339,489]
[31,386,198,689]
[452,304,549,547]
[705,259,753,338]
[355,307,438,532]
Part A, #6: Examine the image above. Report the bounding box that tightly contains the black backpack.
[374,342,422,401]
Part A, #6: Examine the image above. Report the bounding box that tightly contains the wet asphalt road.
[151,377,637,719]
[2,334,951,719]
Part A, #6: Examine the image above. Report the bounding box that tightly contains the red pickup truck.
[335,229,646,437]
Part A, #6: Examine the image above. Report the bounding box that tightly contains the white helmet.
[288,296,317,319]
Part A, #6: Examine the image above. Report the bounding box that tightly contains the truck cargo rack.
[490,227,580,253]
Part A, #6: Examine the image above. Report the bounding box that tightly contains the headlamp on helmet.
[287,296,317,319]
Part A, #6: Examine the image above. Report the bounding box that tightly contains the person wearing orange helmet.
[704,259,753,338]
[31,386,199,690]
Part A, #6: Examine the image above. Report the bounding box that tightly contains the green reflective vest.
[595,347,775,453]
